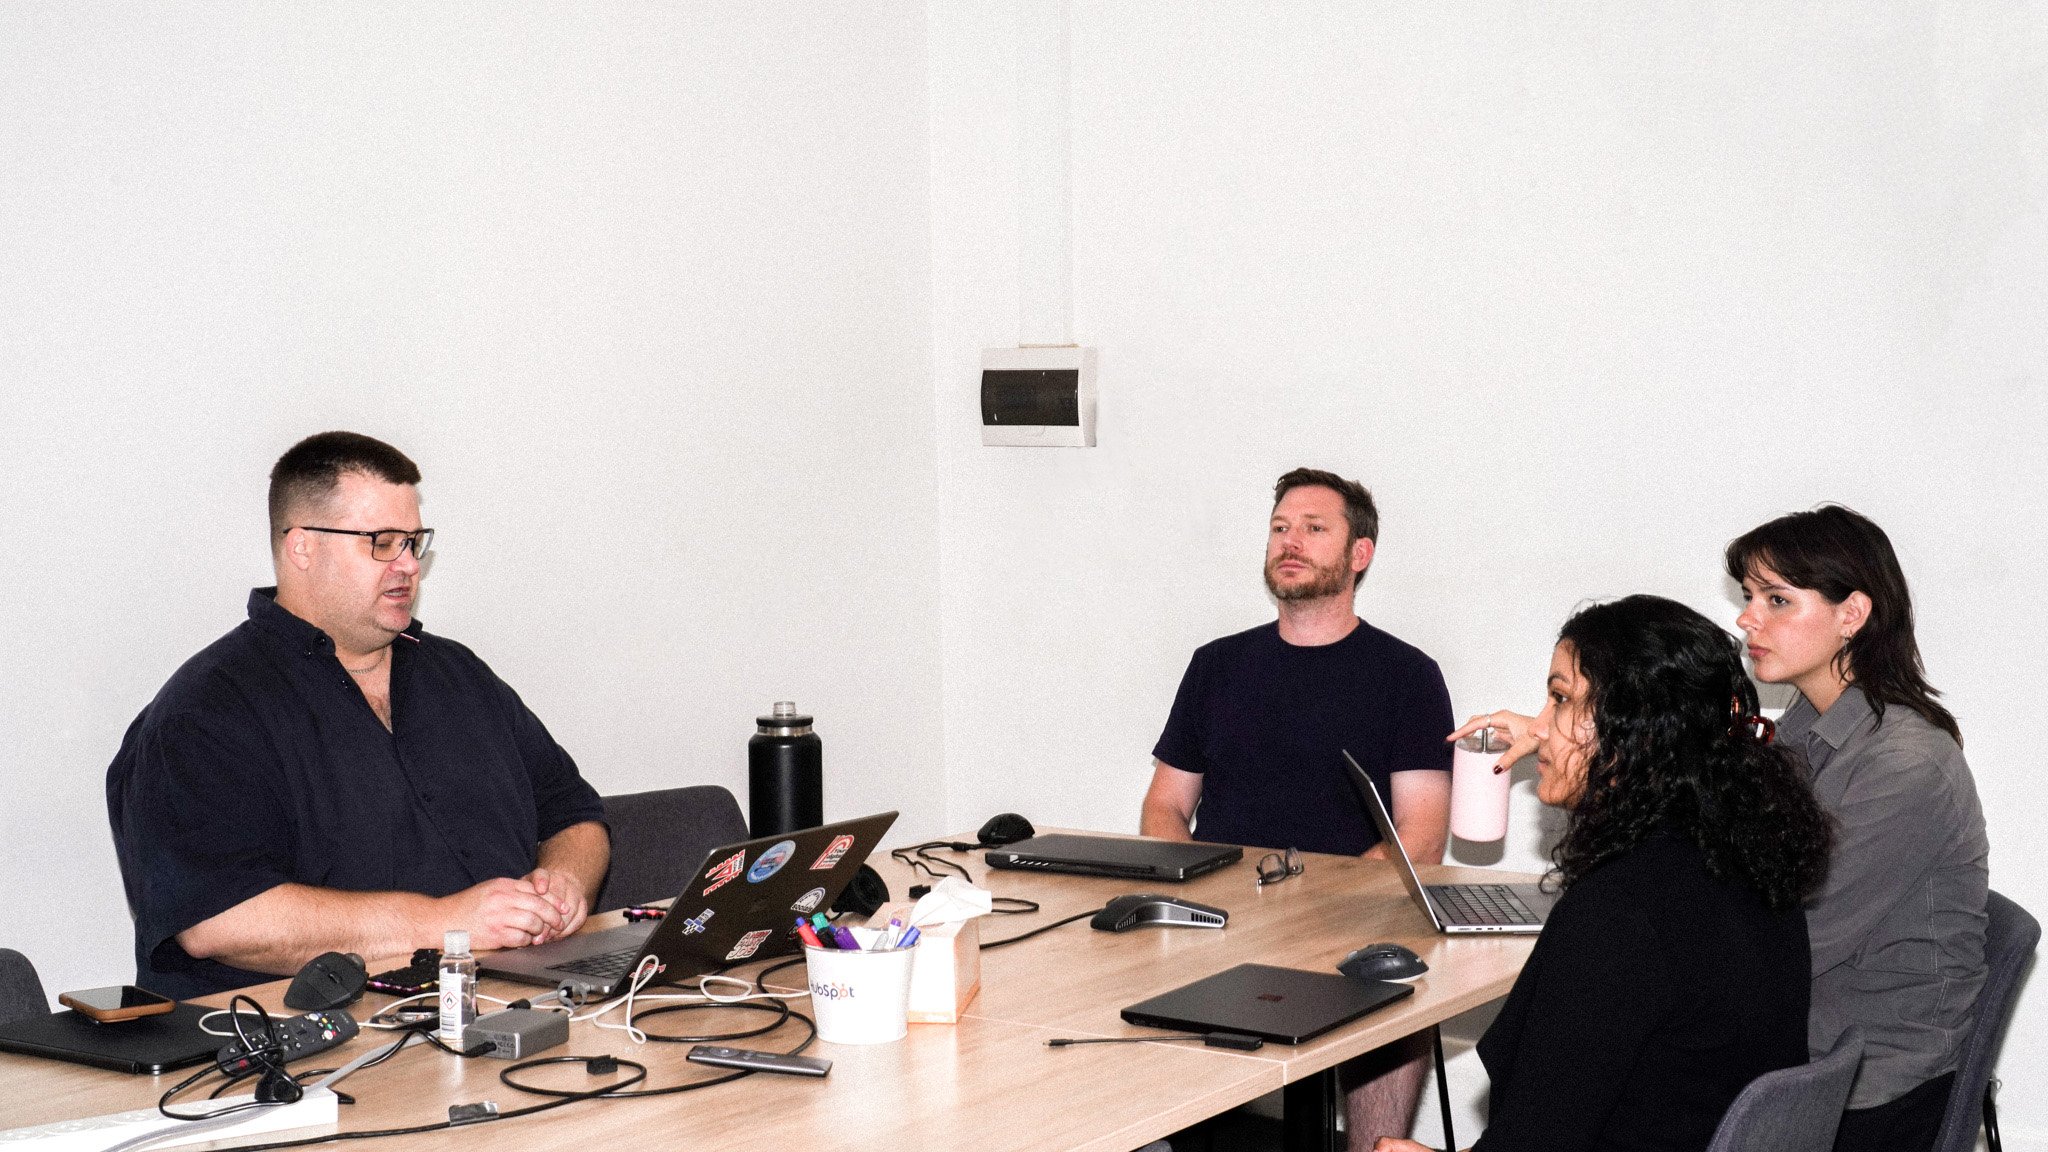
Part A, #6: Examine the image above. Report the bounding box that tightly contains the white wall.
[0,2,941,1009]
[3,0,2043,1143]
[928,2,2046,1144]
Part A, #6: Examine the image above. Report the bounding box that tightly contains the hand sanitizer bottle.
[437,930,477,1045]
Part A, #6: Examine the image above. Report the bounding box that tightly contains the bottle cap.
[444,929,469,954]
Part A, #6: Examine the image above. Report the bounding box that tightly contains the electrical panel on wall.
[980,346,1096,447]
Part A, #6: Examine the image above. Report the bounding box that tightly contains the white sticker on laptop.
[725,929,773,961]
[791,887,827,914]
[680,908,715,935]
[809,834,856,871]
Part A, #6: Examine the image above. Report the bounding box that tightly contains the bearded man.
[1140,466,1452,1150]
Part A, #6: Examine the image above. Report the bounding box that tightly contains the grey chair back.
[1706,1028,1863,1152]
[596,785,749,912]
[1934,889,2040,1152]
[0,948,50,1027]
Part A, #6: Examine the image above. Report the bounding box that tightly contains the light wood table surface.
[0,833,1536,1151]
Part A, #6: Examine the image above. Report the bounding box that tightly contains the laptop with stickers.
[481,810,898,997]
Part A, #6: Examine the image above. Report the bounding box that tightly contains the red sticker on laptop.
[725,929,773,962]
[702,850,746,896]
[809,834,856,871]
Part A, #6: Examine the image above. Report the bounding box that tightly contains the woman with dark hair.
[1375,595,1831,1152]
[1724,505,1987,1152]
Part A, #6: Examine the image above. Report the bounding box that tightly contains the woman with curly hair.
[1726,506,1986,1152]
[1375,595,1832,1152]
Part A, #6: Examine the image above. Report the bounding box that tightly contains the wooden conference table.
[0,833,1536,1152]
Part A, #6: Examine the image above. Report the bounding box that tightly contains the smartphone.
[59,985,177,1023]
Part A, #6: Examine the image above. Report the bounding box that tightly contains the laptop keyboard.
[1430,884,1540,926]
[551,947,641,980]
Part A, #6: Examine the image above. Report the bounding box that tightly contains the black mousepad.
[0,1003,220,1074]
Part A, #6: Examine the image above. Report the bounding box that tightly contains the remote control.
[216,1009,360,1075]
[686,1045,832,1078]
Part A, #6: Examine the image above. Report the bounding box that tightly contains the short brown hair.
[268,431,421,538]
[1272,468,1379,588]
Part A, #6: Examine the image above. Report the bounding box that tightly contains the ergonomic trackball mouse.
[1338,943,1429,982]
[1090,893,1230,933]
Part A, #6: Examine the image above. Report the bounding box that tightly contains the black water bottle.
[748,701,822,836]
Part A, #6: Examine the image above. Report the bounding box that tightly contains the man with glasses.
[1141,467,1453,1151]
[106,431,609,998]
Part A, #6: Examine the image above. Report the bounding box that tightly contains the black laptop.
[1121,963,1413,1044]
[984,834,1242,882]
[482,811,897,996]
[0,1002,221,1074]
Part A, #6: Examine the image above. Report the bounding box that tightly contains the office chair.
[0,948,51,1027]
[595,785,748,912]
[1705,1028,1863,1152]
[1934,889,2040,1152]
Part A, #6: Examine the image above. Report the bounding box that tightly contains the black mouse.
[286,951,367,1010]
[977,812,1037,848]
[1338,943,1428,982]
[1090,893,1229,933]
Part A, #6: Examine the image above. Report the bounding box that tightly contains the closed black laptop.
[0,1002,220,1074]
[984,834,1243,883]
[1121,963,1413,1044]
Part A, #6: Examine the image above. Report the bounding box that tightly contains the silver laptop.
[482,811,897,996]
[1344,751,1554,934]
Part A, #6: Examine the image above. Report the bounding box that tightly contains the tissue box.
[874,900,981,1023]
[907,916,980,1023]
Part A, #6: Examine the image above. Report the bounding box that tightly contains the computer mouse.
[976,812,1037,847]
[1090,893,1230,933]
[1338,943,1428,982]
[285,951,368,1010]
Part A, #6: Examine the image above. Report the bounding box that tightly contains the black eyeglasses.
[293,526,435,561]
[1255,847,1303,887]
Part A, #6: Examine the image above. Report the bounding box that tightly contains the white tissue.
[908,876,994,927]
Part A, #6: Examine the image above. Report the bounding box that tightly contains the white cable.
[585,955,664,1044]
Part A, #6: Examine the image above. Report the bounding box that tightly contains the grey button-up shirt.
[1781,685,1988,1110]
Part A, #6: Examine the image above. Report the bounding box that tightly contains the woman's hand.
[1371,1139,1439,1152]
[1447,710,1540,774]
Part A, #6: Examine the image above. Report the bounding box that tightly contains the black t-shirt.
[1151,619,1452,856]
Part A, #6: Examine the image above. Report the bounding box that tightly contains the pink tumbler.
[1450,728,1512,842]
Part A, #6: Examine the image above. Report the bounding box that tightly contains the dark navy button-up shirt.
[106,588,606,998]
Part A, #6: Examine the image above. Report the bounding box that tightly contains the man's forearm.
[176,884,439,978]
[1390,819,1447,865]
[538,821,610,900]
[1140,801,1194,841]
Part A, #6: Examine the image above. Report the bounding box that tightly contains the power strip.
[0,1086,338,1151]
